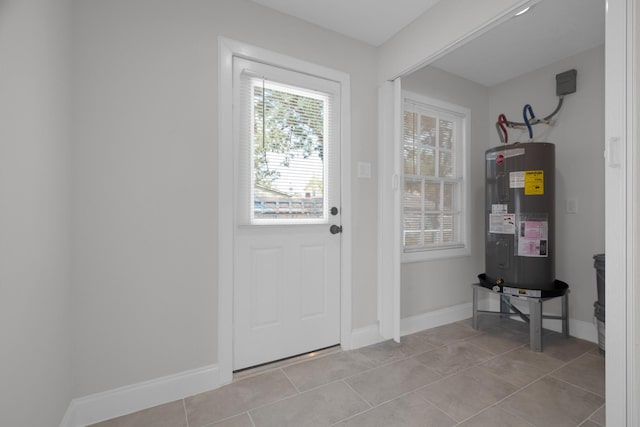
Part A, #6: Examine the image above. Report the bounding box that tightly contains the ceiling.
[252,0,605,87]
[430,0,605,86]
[251,0,442,46]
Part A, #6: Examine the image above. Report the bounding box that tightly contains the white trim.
[392,78,403,343]
[217,37,353,378]
[626,0,639,422]
[400,302,472,336]
[218,37,234,386]
[605,0,631,425]
[630,1,639,423]
[355,303,473,349]
[339,60,353,352]
[350,324,385,349]
[377,81,401,341]
[59,364,219,427]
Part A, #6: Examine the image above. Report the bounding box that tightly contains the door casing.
[218,37,353,384]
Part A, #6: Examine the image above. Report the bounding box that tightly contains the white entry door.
[232,57,342,370]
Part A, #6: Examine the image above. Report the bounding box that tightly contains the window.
[234,57,340,225]
[402,92,470,261]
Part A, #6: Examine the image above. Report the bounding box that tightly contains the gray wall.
[401,67,490,316]
[70,0,378,397]
[0,0,71,426]
[489,45,605,324]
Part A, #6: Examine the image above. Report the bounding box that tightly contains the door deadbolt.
[330,225,343,234]
[330,207,339,216]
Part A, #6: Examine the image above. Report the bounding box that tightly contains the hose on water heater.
[494,96,565,143]
[496,114,509,144]
[523,104,535,141]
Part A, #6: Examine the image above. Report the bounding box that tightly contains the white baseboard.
[350,323,385,349]
[539,318,598,343]
[60,364,220,427]
[400,298,598,343]
[352,303,474,349]
[401,302,473,336]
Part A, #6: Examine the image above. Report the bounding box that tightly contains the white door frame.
[605,0,638,425]
[377,80,402,342]
[377,1,637,424]
[218,37,352,384]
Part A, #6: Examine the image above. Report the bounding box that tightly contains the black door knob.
[330,225,343,234]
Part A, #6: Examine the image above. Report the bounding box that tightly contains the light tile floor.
[89,318,605,427]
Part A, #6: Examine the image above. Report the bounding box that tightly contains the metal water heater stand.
[471,275,569,352]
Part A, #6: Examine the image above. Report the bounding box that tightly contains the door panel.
[249,246,282,329]
[233,57,341,370]
[234,227,340,369]
[299,245,326,318]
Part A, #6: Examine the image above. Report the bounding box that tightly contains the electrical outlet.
[358,161,371,178]
[566,198,578,214]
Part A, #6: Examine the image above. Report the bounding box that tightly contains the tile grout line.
[247,411,258,427]
[488,403,538,427]
[584,403,606,427]
[408,345,518,424]
[329,384,445,427]
[199,412,252,427]
[219,376,366,424]
[182,399,190,427]
[340,378,374,408]
[549,375,606,399]
[414,388,462,424]
[197,377,302,426]
[279,367,302,394]
[451,403,536,427]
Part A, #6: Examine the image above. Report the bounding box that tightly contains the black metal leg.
[530,300,543,352]
[562,292,569,338]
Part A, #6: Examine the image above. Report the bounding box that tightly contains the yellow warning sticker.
[524,170,544,195]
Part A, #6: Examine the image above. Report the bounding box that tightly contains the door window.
[235,58,339,225]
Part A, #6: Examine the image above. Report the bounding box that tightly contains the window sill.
[402,245,470,263]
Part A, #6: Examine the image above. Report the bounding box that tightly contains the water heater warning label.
[509,171,525,188]
[517,220,548,257]
[524,170,544,195]
[490,213,515,234]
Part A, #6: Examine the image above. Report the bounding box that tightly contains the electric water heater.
[485,142,555,290]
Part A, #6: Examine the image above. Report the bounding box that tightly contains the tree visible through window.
[402,94,468,257]
[248,78,331,221]
[253,84,325,189]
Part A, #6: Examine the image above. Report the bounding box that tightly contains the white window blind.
[402,94,469,258]
[235,58,339,225]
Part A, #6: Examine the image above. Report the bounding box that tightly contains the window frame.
[401,91,471,262]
